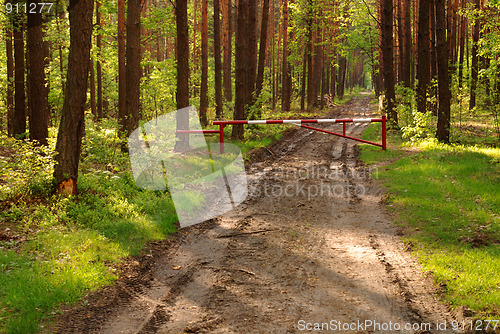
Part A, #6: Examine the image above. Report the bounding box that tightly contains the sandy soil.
[55,96,461,334]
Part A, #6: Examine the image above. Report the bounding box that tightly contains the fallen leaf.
[172,266,182,270]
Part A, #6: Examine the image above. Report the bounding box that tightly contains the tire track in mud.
[55,96,460,334]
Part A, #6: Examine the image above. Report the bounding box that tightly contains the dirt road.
[57,95,458,333]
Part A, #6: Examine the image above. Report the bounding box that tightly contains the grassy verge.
[360,122,500,318]
[0,120,177,333]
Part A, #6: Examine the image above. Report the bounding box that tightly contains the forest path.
[57,95,458,333]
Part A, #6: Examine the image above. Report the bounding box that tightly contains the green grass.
[360,124,500,318]
[0,118,178,333]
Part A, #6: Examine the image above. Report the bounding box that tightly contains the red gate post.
[219,124,225,153]
[343,122,346,136]
[382,115,387,150]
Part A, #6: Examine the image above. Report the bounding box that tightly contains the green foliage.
[394,84,435,142]
[0,120,177,333]
[0,136,56,201]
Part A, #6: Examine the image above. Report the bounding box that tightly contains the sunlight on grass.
[0,121,178,333]
[360,124,500,318]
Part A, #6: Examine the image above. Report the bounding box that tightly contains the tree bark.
[233,0,257,138]
[13,11,26,137]
[247,0,258,100]
[429,0,437,115]
[200,0,209,126]
[255,0,269,102]
[6,24,14,136]
[396,0,404,84]
[222,0,233,102]
[416,0,430,115]
[96,0,104,120]
[124,0,142,138]
[281,0,290,112]
[457,5,465,87]
[175,0,190,150]
[306,1,314,110]
[312,22,323,108]
[54,0,93,192]
[214,0,223,119]
[118,0,126,135]
[469,0,480,110]
[402,0,411,87]
[435,0,450,143]
[193,0,198,71]
[381,0,397,123]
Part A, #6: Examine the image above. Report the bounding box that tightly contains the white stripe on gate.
[353,118,372,122]
[247,120,267,124]
[283,120,302,124]
[317,119,336,123]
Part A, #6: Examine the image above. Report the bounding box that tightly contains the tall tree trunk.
[124,0,142,137]
[271,0,276,109]
[255,0,269,102]
[377,0,384,96]
[469,0,480,111]
[233,0,257,138]
[396,0,404,84]
[402,0,411,87]
[214,0,223,119]
[118,0,126,135]
[222,0,233,102]
[411,0,418,88]
[312,25,322,107]
[381,0,397,122]
[275,2,282,110]
[450,0,459,64]
[435,0,450,143]
[200,0,209,126]
[281,0,290,112]
[457,7,465,87]
[175,0,190,150]
[306,1,314,110]
[54,0,93,193]
[193,0,198,71]
[96,0,103,120]
[247,0,258,101]
[6,25,14,136]
[429,0,437,115]
[416,0,430,115]
[234,0,249,138]
[13,11,26,137]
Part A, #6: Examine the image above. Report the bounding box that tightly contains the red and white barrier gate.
[178,116,387,153]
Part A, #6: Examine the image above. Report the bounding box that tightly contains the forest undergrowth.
[360,104,500,319]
